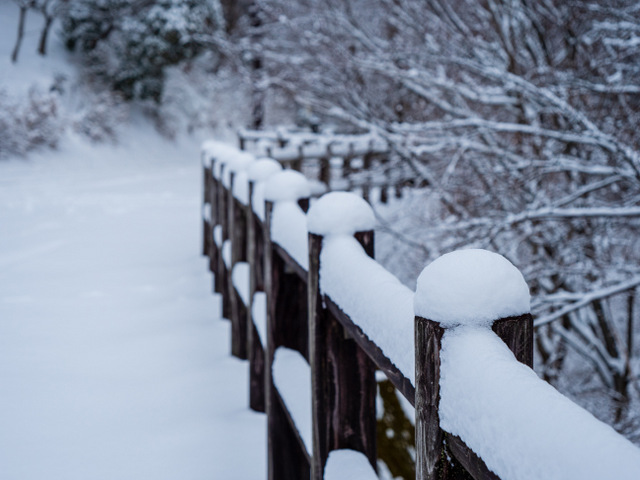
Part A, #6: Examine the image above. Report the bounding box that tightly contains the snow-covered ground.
[0,132,266,479]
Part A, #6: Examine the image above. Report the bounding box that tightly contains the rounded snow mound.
[247,158,282,182]
[307,191,375,236]
[264,170,311,202]
[226,152,254,173]
[414,249,530,327]
[221,152,254,187]
[201,141,243,171]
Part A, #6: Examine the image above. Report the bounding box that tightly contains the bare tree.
[252,0,640,415]
[34,0,68,56]
[11,0,35,63]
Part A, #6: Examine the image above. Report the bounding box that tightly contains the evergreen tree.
[60,0,223,101]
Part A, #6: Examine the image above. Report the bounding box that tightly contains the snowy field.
[0,132,266,479]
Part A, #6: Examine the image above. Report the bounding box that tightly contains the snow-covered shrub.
[72,90,128,143]
[159,55,251,138]
[0,88,63,159]
[60,0,225,101]
[22,88,63,149]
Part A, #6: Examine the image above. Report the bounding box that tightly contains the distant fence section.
[200,137,640,480]
[237,127,425,204]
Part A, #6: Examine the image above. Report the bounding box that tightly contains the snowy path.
[0,139,265,480]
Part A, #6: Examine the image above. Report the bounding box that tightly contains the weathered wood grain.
[309,232,377,480]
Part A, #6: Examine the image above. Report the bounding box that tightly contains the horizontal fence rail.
[200,139,640,480]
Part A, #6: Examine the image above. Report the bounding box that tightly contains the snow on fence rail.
[200,141,640,480]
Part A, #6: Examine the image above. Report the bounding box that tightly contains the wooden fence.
[200,141,640,480]
[237,128,425,204]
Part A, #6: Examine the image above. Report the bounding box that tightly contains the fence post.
[264,172,312,480]
[491,315,534,367]
[246,158,283,413]
[414,249,532,480]
[208,160,219,275]
[293,145,304,172]
[246,179,265,411]
[307,192,378,480]
[319,149,331,187]
[343,143,354,178]
[228,170,249,360]
[414,317,455,480]
[217,163,231,319]
[202,151,211,256]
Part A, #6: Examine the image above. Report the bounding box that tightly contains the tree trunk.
[248,2,263,130]
[11,6,28,64]
[38,15,54,56]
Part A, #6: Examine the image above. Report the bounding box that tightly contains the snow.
[307,191,376,236]
[252,185,269,221]
[246,157,283,182]
[308,178,328,197]
[233,170,251,205]
[213,224,223,247]
[248,160,284,221]
[243,130,387,164]
[232,262,250,305]
[202,202,211,222]
[272,348,312,454]
[324,449,378,480]
[263,170,311,203]
[251,182,268,220]
[271,202,309,270]
[0,132,266,480]
[200,140,218,167]
[262,170,311,270]
[414,249,530,327]
[222,239,232,267]
[320,236,415,382]
[252,292,268,345]
[201,140,247,178]
[222,152,254,188]
[439,327,640,480]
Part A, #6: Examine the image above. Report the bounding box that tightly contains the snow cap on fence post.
[414,249,530,327]
[227,153,255,206]
[200,140,218,168]
[307,191,376,237]
[215,149,251,180]
[264,170,311,203]
[247,157,283,183]
[222,151,254,189]
[200,141,244,176]
[248,159,283,220]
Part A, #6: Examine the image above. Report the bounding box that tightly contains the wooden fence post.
[202,151,211,257]
[247,180,265,412]
[293,145,304,172]
[492,314,534,368]
[414,250,533,480]
[343,143,354,178]
[319,154,331,186]
[228,171,249,359]
[264,185,312,480]
[414,313,532,480]
[217,163,231,318]
[208,161,219,275]
[307,193,378,480]
[246,159,283,413]
[414,316,462,480]
[380,186,389,204]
